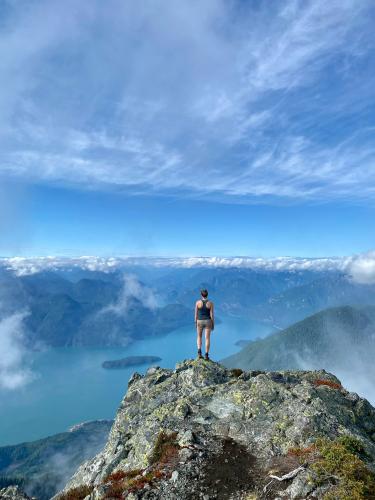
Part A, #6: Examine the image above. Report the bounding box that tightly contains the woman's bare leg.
[196,325,203,351]
[205,328,212,354]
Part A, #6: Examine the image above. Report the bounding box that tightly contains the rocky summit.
[54,359,375,499]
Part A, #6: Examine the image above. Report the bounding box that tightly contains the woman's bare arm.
[210,302,214,329]
[194,301,198,326]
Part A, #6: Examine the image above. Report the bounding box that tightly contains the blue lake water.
[0,316,272,446]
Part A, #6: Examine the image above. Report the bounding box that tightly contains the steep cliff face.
[55,359,375,499]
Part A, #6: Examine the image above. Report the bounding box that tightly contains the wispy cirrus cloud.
[0,0,374,202]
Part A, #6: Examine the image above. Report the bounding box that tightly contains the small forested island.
[102,355,162,369]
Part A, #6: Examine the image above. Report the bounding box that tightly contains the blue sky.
[1,0,375,258]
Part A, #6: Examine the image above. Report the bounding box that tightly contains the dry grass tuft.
[102,430,180,498]
[287,444,317,458]
[287,444,319,464]
[103,468,143,484]
[103,480,126,499]
[149,430,179,465]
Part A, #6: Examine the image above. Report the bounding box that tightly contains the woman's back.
[197,298,211,320]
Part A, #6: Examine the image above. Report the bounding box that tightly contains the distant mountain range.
[1,265,375,348]
[247,273,375,327]
[0,420,112,500]
[154,267,375,327]
[0,269,191,348]
[161,267,319,314]
[221,305,375,373]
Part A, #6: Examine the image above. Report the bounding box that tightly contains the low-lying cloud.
[346,251,375,285]
[0,309,35,390]
[2,252,375,287]
[101,274,158,316]
[0,254,346,275]
[290,321,375,405]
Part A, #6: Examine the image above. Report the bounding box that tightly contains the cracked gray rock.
[54,359,375,499]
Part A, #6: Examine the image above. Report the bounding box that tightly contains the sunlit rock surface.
[54,359,375,499]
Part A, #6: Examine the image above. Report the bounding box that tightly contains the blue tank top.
[197,299,211,320]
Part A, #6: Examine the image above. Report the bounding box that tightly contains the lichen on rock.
[54,359,375,499]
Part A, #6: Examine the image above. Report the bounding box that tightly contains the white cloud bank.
[346,251,375,285]
[0,310,35,390]
[2,251,375,284]
[0,255,341,275]
[0,253,355,274]
[1,256,122,276]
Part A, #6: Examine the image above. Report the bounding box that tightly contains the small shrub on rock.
[102,468,167,498]
[100,432,180,498]
[103,469,143,484]
[150,430,179,465]
[313,379,342,390]
[103,480,126,499]
[287,444,318,462]
[230,368,244,378]
[57,484,93,500]
[309,437,375,499]
[337,435,369,459]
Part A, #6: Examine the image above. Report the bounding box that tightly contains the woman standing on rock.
[195,288,214,361]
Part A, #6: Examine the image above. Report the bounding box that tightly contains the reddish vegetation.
[102,431,181,498]
[104,469,143,483]
[287,444,317,458]
[150,430,179,464]
[158,442,180,465]
[57,485,94,500]
[103,480,127,499]
[103,469,168,498]
[313,379,342,390]
[129,469,166,491]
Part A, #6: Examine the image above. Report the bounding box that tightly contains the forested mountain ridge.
[0,269,191,347]
[222,305,375,371]
[1,265,375,347]
[0,420,112,500]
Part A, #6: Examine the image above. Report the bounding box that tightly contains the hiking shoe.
[197,349,203,359]
[205,353,210,361]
